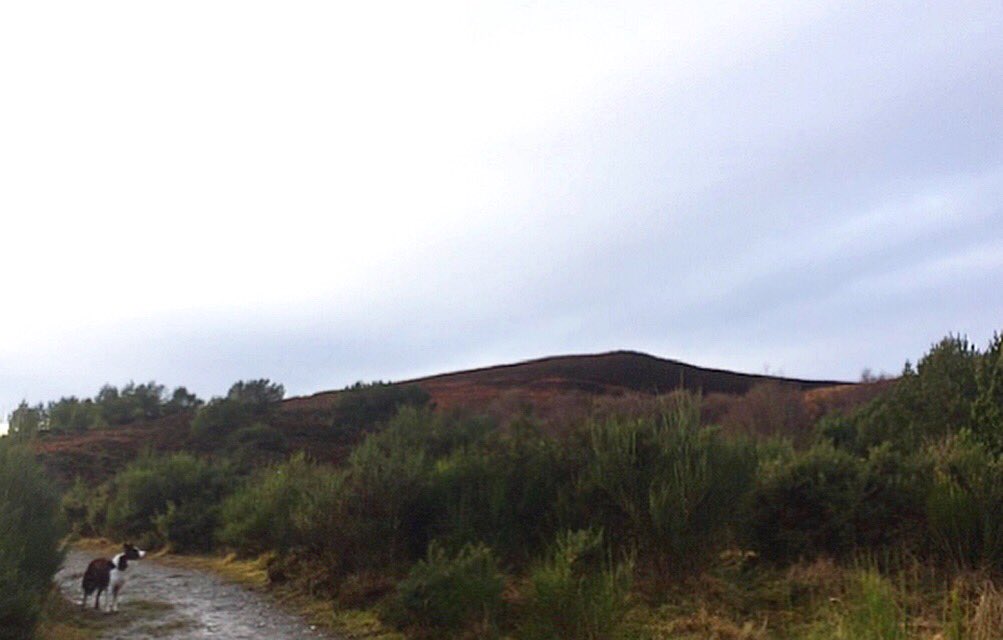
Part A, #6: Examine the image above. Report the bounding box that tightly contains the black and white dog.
[81,543,146,612]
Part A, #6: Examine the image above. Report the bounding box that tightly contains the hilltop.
[33,350,857,485]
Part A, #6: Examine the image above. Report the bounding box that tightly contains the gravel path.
[57,549,338,640]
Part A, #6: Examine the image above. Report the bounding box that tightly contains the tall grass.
[806,569,904,640]
[926,433,1003,572]
[520,529,633,640]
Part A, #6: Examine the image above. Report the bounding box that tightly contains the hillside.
[286,350,848,412]
[35,350,854,485]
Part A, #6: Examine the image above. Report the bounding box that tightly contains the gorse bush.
[520,529,633,640]
[0,440,65,640]
[584,393,756,574]
[430,418,579,563]
[390,542,504,634]
[103,452,234,551]
[750,443,863,563]
[219,453,345,556]
[926,433,1003,572]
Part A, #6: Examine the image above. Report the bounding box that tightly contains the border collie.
[81,543,146,612]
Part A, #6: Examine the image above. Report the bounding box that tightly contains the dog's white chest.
[109,567,128,589]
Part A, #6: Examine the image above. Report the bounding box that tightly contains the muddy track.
[56,549,339,640]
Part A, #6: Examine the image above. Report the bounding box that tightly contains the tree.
[226,379,284,416]
[973,333,1003,452]
[7,402,44,441]
[164,386,202,415]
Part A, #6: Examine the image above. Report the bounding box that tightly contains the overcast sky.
[1,1,1001,427]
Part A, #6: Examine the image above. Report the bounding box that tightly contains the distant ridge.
[284,350,850,413]
[402,350,848,396]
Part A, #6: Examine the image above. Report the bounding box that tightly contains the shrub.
[583,392,756,574]
[190,397,254,441]
[331,381,431,434]
[103,453,234,551]
[926,433,1003,572]
[520,529,633,640]
[226,423,288,468]
[750,443,864,563]
[191,379,284,441]
[218,453,345,556]
[346,429,434,566]
[226,379,284,416]
[390,542,504,633]
[430,418,579,563]
[0,440,65,639]
[972,333,1003,453]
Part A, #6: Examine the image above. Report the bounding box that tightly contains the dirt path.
[56,549,339,640]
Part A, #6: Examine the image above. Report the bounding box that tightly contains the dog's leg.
[94,588,101,610]
[111,585,120,613]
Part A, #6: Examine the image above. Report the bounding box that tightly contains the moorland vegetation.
[4,333,1003,639]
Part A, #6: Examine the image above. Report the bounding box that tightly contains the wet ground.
[56,549,338,640]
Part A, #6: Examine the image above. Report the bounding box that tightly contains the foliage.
[750,443,864,563]
[226,379,285,416]
[164,386,203,415]
[972,333,1003,453]
[926,433,1003,572]
[46,396,104,432]
[218,453,345,556]
[103,452,234,551]
[838,335,982,453]
[96,381,166,425]
[520,529,633,640]
[389,542,504,633]
[583,393,756,574]
[191,379,284,441]
[808,569,905,640]
[6,401,43,441]
[331,381,431,435]
[0,440,65,640]
[430,418,580,563]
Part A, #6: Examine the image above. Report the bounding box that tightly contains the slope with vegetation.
[10,336,1003,638]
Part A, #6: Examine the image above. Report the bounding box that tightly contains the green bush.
[346,428,434,566]
[926,433,1003,572]
[430,418,579,563]
[190,397,255,441]
[389,542,504,633]
[330,381,431,434]
[103,452,234,551]
[520,529,633,640]
[191,379,284,441]
[583,393,756,574]
[750,443,864,563]
[218,453,345,556]
[0,440,65,640]
[226,379,284,416]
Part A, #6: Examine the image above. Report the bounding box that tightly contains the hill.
[285,350,847,412]
[34,350,855,485]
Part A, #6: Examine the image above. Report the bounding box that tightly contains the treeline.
[8,381,202,438]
